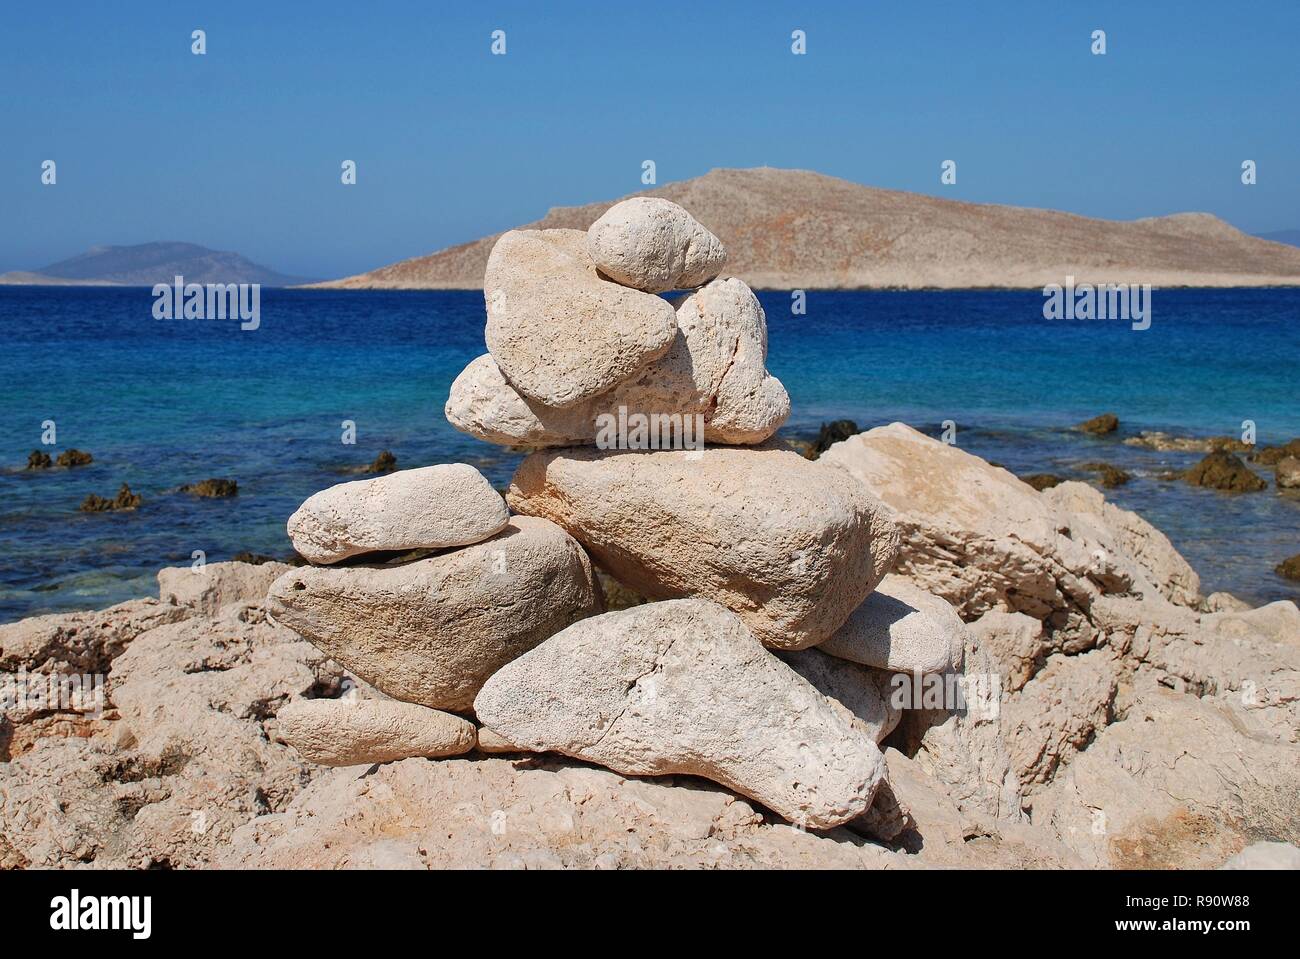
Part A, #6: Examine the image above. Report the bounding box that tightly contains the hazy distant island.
[313,168,1300,291]
[0,241,310,288]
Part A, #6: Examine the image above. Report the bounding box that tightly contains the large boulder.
[267,516,601,712]
[818,424,1199,623]
[483,229,677,408]
[286,464,508,564]
[446,277,789,447]
[586,197,727,293]
[507,445,898,650]
[474,600,886,829]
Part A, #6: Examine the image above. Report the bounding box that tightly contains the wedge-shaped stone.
[507,445,898,650]
[447,277,788,447]
[278,698,476,766]
[474,599,886,829]
[287,464,508,564]
[267,517,600,712]
[586,197,727,293]
[484,229,677,408]
[817,575,964,674]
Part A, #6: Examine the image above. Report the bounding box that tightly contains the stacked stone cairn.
[268,198,965,830]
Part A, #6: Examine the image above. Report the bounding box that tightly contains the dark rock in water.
[1075,413,1119,435]
[80,483,142,512]
[1277,554,1300,581]
[1276,456,1300,490]
[1020,473,1064,491]
[231,551,279,565]
[1076,462,1131,488]
[181,478,238,498]
[806,420,859,460]
[25,450,52,470]
[366,450,397,473]
[1254,438,1300,466]
[1184,452,1267,492]
[56,449,93,468]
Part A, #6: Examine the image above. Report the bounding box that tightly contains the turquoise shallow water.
[2,286,1297,621]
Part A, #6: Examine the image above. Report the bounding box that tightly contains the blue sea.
[2,286,1298,622]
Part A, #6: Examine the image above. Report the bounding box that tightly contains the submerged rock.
[1251,438,1300,465]
[1075,413,1118,434]
[1076,461,1131,488]
[181,478,238,498]
[365,450,397,473]
[1275,455,1300,489]
[25,450,51,470]
[1184,451,1267,492]
[474,599,886,829]
[1125,431,1252,453]
[79,484,141,512]
[1276,554,1300,581]
[1020,472,1064,491]
[56,449,93,468]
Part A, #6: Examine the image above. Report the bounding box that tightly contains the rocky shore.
[2,199,1297,870]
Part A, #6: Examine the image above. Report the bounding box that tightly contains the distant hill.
[1256,229,1300,248]
[315,167,1300,290]
[0,242,310,287]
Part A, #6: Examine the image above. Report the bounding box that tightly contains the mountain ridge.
[0,241,309,287]
[313,167,1300,290]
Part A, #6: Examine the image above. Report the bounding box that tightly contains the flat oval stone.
[277,698,476,766]
[287,463,508,564]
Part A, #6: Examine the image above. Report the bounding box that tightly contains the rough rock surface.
[221,756,904,870]
[586,197,727,294]
[474,600,885,829]
[276,699,476,766]
[286,464,509,563]
[1075,413,1118,434]
[0,599,186,674]
[1029,690,1300,868]
[508,445,898,649]
[817,574,963,674]
[778,647,900,743]
[446,277,789,447]
[819,424,1200,625]
[0,602,347,868]
[483,229,677,407]
[1275,455,1300,489]
[157,560,292,616]
[1220,841,1300,870]
[267,517,601,712]
[1184,450,1268,492]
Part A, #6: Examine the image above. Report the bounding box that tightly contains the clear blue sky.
[3,1,1297,279]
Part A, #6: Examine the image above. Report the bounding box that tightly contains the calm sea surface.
[2,286,1297,621]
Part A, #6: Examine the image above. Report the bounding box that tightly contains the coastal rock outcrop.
[286,463,508,564]
[586,197,727,294]
[276,699,476,766]
[157,560,293,616]
[507,445,899,650]
[25,450,51,470]
[180,478,238,497]
[483,229,677,408]
[79,483,141,512]
[267,516,600,712]
[56,449,93,468]
[474,599,886,829]
[1075,412,1118,434]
